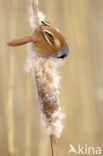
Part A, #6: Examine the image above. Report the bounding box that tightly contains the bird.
[7,21,69,59]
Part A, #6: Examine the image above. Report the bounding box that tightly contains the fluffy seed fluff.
[25,55,65,137]
[25,0,65,138]
[29,0,45,29]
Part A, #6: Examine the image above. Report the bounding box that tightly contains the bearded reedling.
[7,21,69,59]
[7,0,69,156]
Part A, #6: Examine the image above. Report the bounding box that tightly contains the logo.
[68,144,102,155]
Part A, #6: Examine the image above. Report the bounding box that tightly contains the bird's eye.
[56,45,69,59]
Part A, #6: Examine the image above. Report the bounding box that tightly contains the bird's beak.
[7,33,37,47]
[62,58,65,61]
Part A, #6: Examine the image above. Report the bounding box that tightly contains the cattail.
[8,0,68,155]
[25,1,66,156]
[25,1,67,156]
[25,0,66,140]
[25,55,65,138]
[29,0,45,29]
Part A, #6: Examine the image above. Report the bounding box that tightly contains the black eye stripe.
[56,54,66,59]
[56,45,69,59]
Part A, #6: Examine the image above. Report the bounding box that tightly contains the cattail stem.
[50,135,57,156]
[32,0,40,26]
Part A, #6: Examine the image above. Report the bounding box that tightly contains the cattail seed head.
[24,0,66,138]
[25,55,65,137]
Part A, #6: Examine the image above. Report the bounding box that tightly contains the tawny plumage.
[7,21,69,59]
